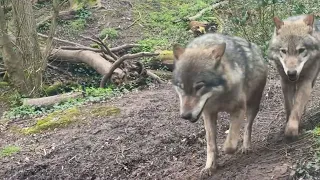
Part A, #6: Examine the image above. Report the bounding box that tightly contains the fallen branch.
[100,52,159,88]
[93,35,119,60]
[59,44,141,53]
[38,33,85,47]
[22,92,83,106]
[187,1,228,21]
[50,48,125,78]
[146,70,165,83]
[81,35,119,60]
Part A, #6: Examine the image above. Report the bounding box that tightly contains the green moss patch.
[90,106,121,117]
[0,145,20,157]
[21,107,81,135]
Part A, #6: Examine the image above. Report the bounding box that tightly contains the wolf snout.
[287,70,298,81]
[180,112,193,120]
[180,112,199,122]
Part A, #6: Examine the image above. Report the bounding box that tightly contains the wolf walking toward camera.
[172,33,268,178]
[267,14,320,138]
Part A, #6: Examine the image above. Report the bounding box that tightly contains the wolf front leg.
[223,106,245,154]
[281,79,296,122]
[200,110,218,179]
[285,80,313,138]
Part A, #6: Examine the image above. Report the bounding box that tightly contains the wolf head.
[269,14,320,82]
[172,43,226,122]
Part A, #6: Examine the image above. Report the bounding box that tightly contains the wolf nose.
[287,70,297,77]
[180,112,192,120]
[287,70,297,78]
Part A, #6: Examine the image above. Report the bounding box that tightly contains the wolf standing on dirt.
[172,33,268,178]
[268,14,320,138]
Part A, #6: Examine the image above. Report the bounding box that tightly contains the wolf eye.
[298,48,306,54]
[280,49,287,54]
[194,82,205,91]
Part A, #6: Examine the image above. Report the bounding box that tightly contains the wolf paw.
[223,142,237,154]
[200,166,216,179]
[285,121,299,138]
[240,146,252,154]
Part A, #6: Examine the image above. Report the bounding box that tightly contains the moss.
[314,127,320,136]
[90,43,100,48]
[21,107,81,135]
[44,81,64,96]
[90,106,121,117]
[0,81,9,88]
[43,81,79,96]
[0,145,20,157]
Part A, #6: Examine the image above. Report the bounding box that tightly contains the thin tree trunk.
[11,0,44,97]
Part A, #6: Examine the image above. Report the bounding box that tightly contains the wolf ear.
[303,14,314,34]
[273,16,284,35]
[173,44,185,61]
[211,42,226,60]
[304,14,314,26]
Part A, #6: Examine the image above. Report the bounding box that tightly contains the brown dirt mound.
[0,67,319,180]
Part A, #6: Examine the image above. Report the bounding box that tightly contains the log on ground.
[23,92,83,106]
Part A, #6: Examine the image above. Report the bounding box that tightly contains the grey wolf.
[172,33,268,178]
[267,14,320,138]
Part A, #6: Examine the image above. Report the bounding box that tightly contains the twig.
[100,52,159,88]
[47,63,72,77]
[38,33,85,47]
[146,70,165,83]
[124,11,141,30]
[109,44,141,52]
[92,35,119,60]
[187,1,228,21]
[80,35,115,59]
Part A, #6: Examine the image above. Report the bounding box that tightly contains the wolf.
[267,14,320,138]
[172,33,268,178]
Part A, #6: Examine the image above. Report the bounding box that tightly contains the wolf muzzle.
[286,70,298,81]
[180,111,201,123]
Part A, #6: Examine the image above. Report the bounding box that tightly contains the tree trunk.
[0,0,29,94]
[10,0,44,97]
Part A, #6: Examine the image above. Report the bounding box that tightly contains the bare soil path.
[1,67,319,180]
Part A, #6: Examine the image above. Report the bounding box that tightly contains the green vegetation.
[21,107,81,135]
[133,0,216,52]
[0,145,20,157]
[2,84,130,120]
[70,18,87,31]
[99,28,119,40]
[294,128,320,179]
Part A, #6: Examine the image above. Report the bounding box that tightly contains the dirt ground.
[1,66,320,180]
[1,0,320,180]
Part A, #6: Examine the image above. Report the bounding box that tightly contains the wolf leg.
[242,96,263,153]
[200,110,218,178]
[280,79,296,122]
[223,107,245,154]
[285,80,312,138]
